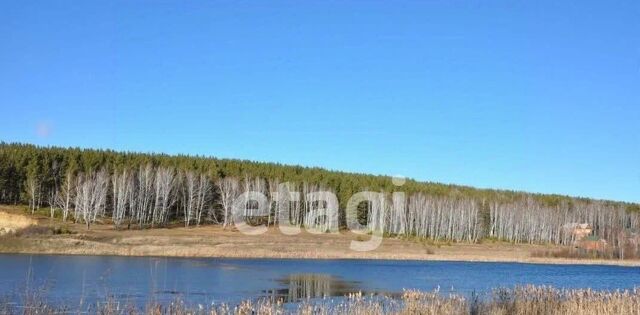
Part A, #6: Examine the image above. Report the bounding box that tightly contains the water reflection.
[2,255,640,306]
[264,274,362,302]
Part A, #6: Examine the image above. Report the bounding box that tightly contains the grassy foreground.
[2,286,640,315]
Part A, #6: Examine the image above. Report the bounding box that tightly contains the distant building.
[563,223,593,242]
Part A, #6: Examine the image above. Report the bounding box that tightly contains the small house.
[563,223,593,242]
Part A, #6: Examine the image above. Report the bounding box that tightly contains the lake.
[1,254,639,306]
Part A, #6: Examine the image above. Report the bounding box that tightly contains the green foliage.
[626,204,640,213]
[0,142,636,211]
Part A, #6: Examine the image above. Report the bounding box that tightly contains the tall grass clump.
[481,285,640,315]
[2,285,640,314]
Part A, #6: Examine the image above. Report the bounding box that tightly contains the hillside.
[1,142,639,250]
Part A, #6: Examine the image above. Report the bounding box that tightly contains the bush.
[14,225,53,237]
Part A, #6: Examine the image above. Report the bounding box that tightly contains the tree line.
[1,142,639,247]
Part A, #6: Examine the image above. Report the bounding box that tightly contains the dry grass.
[532,246,640,261]
[2,286,640,315]
[482,285,640,315]
[0,210,37,236]
[1,205,640,266]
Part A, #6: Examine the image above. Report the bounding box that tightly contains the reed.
[2,285,640,315]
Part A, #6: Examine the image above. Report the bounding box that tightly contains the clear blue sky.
[1,1,639,202]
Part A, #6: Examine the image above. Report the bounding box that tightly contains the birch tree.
[194,174,211,226]
[275,182,302,235]
[134,164,155,227]
[152,167,175,226]
[74,169,109,229]
[111,169,131,228]
[217,176,240,228]
[54,169,75,222]
[241,176,267,226]
[303,184,339,233]
[181,171,198,227]
[25,173,39,214]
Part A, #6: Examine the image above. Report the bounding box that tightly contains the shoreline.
[2,249,640,268]
[2,233,640,268]
[2,208,640,268]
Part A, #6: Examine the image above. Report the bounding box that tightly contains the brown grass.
[0,210,37,236]
[2,286,640,315]
[1,205,639,266]
[532,246,640,261]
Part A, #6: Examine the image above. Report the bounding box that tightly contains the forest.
[1,142,639,249]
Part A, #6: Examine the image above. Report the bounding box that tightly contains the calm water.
[1,254,639,306]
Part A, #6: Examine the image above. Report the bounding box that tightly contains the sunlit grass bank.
[2,285,640,315]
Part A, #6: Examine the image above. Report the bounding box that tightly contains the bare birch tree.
[241,176,268,226]
[303,184,339,233]
[74,169,109,229]
[217,176,240,228]
[111,169,131,228]
[152,167,175,226]
[25,175,38,214]
[275,182,302,235]
[181,170,198,227]
[194,174,211,226]
[54,169,75,222]
[134,164,155,227]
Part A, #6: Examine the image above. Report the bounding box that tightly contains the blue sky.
[1,1,639,202]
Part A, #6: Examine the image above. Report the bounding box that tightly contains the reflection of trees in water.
[265,274,361,302]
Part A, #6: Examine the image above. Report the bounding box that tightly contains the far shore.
[2,206,640,267]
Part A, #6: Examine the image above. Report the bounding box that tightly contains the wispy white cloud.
[36,121,52,138]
